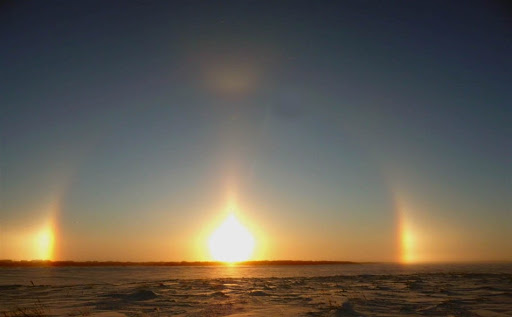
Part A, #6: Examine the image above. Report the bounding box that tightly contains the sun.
[209,214,255,263]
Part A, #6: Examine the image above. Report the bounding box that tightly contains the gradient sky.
[1,1,510,262]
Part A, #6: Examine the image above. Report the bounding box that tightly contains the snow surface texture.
[1,271,511,316]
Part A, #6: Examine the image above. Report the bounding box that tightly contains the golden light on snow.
[209,214,255,262]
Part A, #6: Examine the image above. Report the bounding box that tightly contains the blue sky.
[1,1,510,262]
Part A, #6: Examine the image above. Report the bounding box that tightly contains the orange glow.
[393,192,424,264]
[35,225,55,260]
[392,190,419,263]
[209,214,255,262]
[0,218,57,261]
[400,224,417,263]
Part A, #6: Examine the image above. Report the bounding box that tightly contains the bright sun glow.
[209,214,255,262]
[35,227,54,260]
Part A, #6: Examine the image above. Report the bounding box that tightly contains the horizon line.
[0,260,364,267]
[1,259,510,267]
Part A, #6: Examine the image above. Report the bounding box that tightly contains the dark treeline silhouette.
[0,260,361,267]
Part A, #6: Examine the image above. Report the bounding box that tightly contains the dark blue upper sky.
[1,1,510,261]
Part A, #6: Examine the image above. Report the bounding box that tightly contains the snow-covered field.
[1,264,511,316]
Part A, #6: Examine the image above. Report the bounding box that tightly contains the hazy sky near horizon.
[1,1,511,262]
